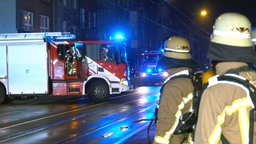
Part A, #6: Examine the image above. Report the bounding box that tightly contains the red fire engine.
[0,32,132,104]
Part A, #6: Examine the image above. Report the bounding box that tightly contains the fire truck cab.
[76,40,132,103]
[0,32,90,103]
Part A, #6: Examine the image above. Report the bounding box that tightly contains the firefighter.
[154,36,199,144]
[194,12,256,143]
[100,45,112,62]
[65,46,77,75]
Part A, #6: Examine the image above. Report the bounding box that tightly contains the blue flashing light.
[43,32,76,42]
[157,68,163,72]
[74,42,84,48]
[55,34,76,40]
[110,32,126,41]
[115,34,124,39]
[146,68,152,73]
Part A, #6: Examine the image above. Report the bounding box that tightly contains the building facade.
[0,0,52,33]
[0,0,83,36]
[0,0,209,69]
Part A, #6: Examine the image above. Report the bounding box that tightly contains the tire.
[87,80,110,103]
[0,85,8,104]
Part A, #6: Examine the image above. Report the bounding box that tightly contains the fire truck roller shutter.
[7,42,48,94]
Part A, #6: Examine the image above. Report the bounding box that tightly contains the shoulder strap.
[217,75,256,105]
[160,73,192,94]
[161,70,202,88]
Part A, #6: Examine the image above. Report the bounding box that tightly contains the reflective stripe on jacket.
[195,74,253,144]
[154,70,194,144]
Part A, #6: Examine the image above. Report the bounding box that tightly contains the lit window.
[40,15,49,32]
[22,10,33,32]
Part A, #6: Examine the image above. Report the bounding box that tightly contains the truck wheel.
[87,80,110,103]
[0,85,8,104]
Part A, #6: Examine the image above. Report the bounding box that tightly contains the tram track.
[59,102,157,144]
[0,86,160,144]
[0,102,107,143]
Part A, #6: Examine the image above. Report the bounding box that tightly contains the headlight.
[121,79,129,85]
[141,72,147,77]
[162,71,168,77]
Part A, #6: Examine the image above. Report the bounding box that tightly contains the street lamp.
[200,9,207,17]
[197,9,212,31]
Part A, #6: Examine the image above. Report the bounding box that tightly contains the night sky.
[171,0,256,33]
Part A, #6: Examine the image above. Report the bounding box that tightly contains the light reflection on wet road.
[0,86,160,144]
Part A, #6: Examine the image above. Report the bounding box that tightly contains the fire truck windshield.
[144,54,160,63]
[86,44,127,65]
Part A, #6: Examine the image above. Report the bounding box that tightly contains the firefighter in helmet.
[154,36,199,144]
[65,46,77,76]
[194,12,256,143]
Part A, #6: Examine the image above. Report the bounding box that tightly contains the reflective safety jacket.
[154,70,194,144]
[194,73,256,144]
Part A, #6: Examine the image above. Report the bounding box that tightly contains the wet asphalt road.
[0,86,160,144]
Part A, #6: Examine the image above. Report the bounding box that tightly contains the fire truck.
[135,50,168,85]
[0,32,131,104]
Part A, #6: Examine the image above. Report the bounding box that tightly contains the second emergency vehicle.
[135,50,168,86]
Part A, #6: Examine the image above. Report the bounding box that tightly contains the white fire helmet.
[163,36,192,60]
[207,12,256,63]
[210,12,252,47]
